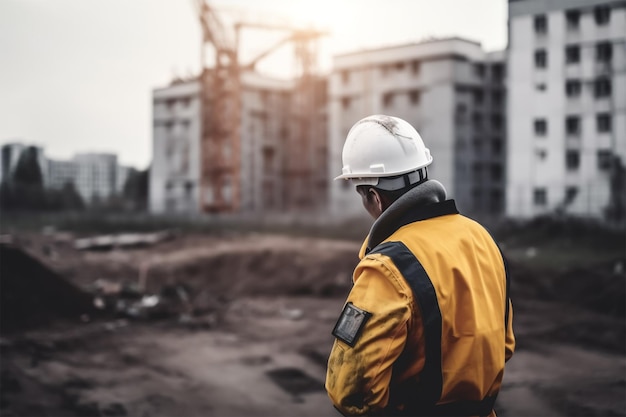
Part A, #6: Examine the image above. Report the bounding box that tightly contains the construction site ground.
[1,220,625,417]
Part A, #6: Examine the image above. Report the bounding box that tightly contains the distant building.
[116,164,133,195]
[240,72,328,213]
[1,143,26,183]
[49,156,132,202]
[150,72,328,215]
[239,72,293,213]
[72,153,118,204]
[328,38,507,220]
[47,159,78,190]
[2,141,137,207]
[151,79,201,213]
[507,0,626,219]
[1,142,48,185]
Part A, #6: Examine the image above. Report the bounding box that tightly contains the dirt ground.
[1,230,625,417]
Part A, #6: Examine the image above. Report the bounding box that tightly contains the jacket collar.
[364,180,458,254]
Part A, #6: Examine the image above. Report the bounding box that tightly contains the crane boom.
[192,0,328,213]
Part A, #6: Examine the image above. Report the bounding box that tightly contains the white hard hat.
[335,115,433,190]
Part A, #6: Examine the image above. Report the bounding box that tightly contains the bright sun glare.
[285,0,344,32]
[213,0,354,77]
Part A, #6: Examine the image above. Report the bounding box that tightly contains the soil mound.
[141,236,361,312]
[507,257,625,317]
[0,244,96,333]
[553,261,625,316]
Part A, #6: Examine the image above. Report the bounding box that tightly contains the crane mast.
[196,0,241,212]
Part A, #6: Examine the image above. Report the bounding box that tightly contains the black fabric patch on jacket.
[332,302,372,347]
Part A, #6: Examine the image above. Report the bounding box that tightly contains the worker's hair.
[356,175,426,208]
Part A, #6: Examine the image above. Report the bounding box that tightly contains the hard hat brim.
[334,158,432,182]
[333,176,381,188]
[334,173,382,181]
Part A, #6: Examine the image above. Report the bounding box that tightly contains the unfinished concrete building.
[150,79,202,213]
[149,71,327,214]
[328,38,507,221]
[507,0,626,220]
[240,72,327,212]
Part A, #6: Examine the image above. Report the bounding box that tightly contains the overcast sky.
[0,0,507,170]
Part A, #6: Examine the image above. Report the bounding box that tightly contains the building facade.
[151,79,202,213]
[1,142,129,206]
[150,72,328,215]
[1,143,27,184]
[47,159,78,190]
[507,0,626,219]
[72,153,119,204]
[116,165,133,195]
[328,38,507,220]
[1,142,48,186]
[239,72,293,212]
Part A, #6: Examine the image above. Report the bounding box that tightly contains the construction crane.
[194,0,240,213]
[193,0,327,213]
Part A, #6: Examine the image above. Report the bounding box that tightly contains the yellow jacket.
[326,191,515,416]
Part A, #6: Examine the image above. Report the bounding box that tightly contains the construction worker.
[325,115,515,416]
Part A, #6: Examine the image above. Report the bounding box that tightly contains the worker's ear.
[367,188,379,208]
[368,188,384,218]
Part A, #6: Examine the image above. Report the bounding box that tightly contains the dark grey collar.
[366,180,454,253]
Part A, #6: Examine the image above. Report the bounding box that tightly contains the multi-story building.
[1,142,27,184]
[239,71,293,212]
[72,153,118,204]
[151,79,201,213]
[328,38,507,220]
[47,159,78,190]
[116,165,134,195]
[507,0,626,219]
[0,142,48,185]
[49,156,130,201]
[150,71,328,214]
[2,141,134,206]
